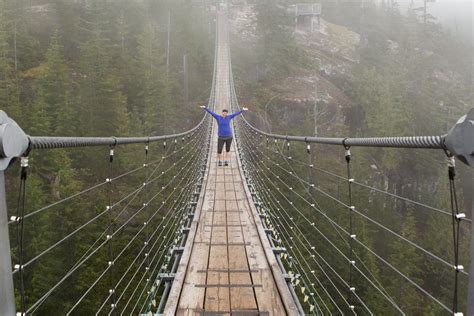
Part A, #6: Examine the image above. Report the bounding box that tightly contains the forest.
[230,0,472,314]
[2,0,213,314]
[0,0,472,314]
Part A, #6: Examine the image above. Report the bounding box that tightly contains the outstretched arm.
[200,106,219,119]
[228,107,248,119]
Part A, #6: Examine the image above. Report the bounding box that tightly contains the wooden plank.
[204,247,230,312]
[169,10,300,315]
[168,140,215,314]
[234,155,300,315]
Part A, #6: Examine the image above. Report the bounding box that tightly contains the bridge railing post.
[0,170,15,315]
[0,110,29,315]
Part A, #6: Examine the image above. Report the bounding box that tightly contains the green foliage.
[4,0,213,313]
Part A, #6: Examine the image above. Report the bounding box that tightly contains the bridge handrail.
[230,79,473,165]
[27,119,206,150]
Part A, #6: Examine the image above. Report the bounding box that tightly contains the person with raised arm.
[200,105,248,166]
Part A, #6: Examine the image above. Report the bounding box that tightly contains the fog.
[397,0,472,40]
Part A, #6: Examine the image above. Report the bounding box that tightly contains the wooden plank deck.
[164,10,299,316]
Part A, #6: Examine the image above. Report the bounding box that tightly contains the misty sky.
[397,0,472,40]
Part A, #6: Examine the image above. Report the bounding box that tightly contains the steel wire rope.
[254,130,404,303]
[251,178,340,315]
[245,134,468,276]
[249,171,346,315]
[259,143,463,222]
[15,136,202,273]
[233,107,403,313]
[94,186,192,315]
[72,129,207,270]
[113,149,205,314]
[71,169,197,315]
[25,143,205,314]
[241,138,452,312]
[241,146,366,314]
[125,168,203,315]
[240,135,405,314]
[11,131,198,225]
[34,148,205,316]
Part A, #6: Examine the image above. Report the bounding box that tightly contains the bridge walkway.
[164,11,298,316]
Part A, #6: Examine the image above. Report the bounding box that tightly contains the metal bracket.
[445,108,474,167]
[171,247,185,256]
[0,111,29,171]
[158,273,176,282]
[272,247,287,255]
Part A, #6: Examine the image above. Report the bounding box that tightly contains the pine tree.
[386,210,424,314]
[0,1,21,121]
[76,0,129,137]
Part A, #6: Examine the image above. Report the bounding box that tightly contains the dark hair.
[222,109,229,113]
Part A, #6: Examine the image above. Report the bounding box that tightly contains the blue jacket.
[205,108,243,137]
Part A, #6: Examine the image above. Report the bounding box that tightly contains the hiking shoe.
[218,161,222,166]
[224,161,229,166]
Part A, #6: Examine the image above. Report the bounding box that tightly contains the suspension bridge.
[0,7,473,316]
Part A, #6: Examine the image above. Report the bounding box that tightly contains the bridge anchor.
[445,108,474,167]
[0,111,29,315]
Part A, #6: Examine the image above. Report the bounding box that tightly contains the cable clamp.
[348,178,354,183]
[111,304,116,309]
[10,216,22,223]
[454,313,464,316]
[13,264,22,272]
[108,289,115,294]
[309,164,314,168]
[349,260,356,265]
[350,287,356,292]
[108,261,114,266]
[106,178,111,183]
[106,205,111,211]
[20,156,29,168]
[106,235,112,240]
[454,265,464,272]
[349,305,355,310]
[455,213,466,220]
[349,206,355,211]
[447,155,456,168]
[350,234,357,239]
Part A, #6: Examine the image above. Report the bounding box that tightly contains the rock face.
[229,4,358,136]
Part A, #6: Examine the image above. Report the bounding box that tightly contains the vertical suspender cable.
[345,146,355,311]
[15,156,29,315]
[447,154,463,315]
[107,146,117,313]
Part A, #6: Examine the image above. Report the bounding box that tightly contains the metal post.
[157,281,172,313]
[464,170,474,315]
[166,10,171,76]
[0,110,29,316]
[0,171,15,315]
[183,54,188,106]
